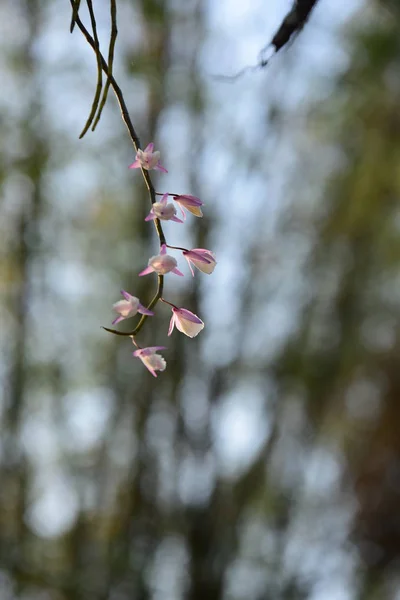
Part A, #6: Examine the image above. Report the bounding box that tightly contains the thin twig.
[270,0,319,53]
[79,0,103,138]
[92,0,117,131]
[70,0,81,33]
[213,61,269,82]
[70,10,166,242]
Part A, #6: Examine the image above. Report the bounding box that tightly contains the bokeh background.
[2,0,400,598]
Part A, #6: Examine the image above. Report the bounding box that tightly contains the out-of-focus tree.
[272,1,400,598]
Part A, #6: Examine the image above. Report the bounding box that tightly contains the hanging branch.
[92,0,117,131]
[216,0,320,81]
[271,0,319,52]
[69,0,81,33]
[70,1,213,376]
[69,0,165,338]
[78,0,103,138]
[260,0,319,62]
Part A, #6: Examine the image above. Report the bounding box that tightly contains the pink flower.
[145,194,183,223]
[112,290,154,325]
[128,143,167,173]
[139,244,184,277]
[133,346,167,377]
[168,307,204,338]
[183,248,217,276]
[172,194,203,219]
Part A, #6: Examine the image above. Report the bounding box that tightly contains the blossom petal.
[112,299,135,317]
[145,212,156,221]
[172,267,184,276]
[112,315,125,325]
[133,346,167,356]
[168,314,175,336]
[183,249,216,274]
[177,204,187,221]
[128,160,140,169]
[171,308,204,338]
[173,194,203,206]
[175,308,203,323]
[185,205,203,217]
[184,250,212,264]
[133,346,167,377]
[138,303,154,316]
[154,164,168,173]
[173,195,204,218]
[144,143,154,153]
[185,258,195,277]
[191,248,215,258]
[139,265,155,276]
[175,319,204,338]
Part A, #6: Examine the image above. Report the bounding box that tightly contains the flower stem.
[160,297,178,309]
[166,244,188,252]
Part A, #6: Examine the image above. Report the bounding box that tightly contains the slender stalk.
[79,0,103,138]
[70,0,81,32]
[92,0,117,131]
[166,244,188,252]
[70,0,166,337]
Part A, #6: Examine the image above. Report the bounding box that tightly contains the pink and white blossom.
[112,290,154,325]
[172,194,203,219]
[133,346,167,377]
[168,307,204,338]
[129,143,167,173]
[145,194,183,223]
[183,248,217,276]
[139,244,184,277]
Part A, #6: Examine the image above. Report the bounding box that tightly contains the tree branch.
[217,0,321,80]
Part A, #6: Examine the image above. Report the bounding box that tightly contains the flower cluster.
[108,143,217,377]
